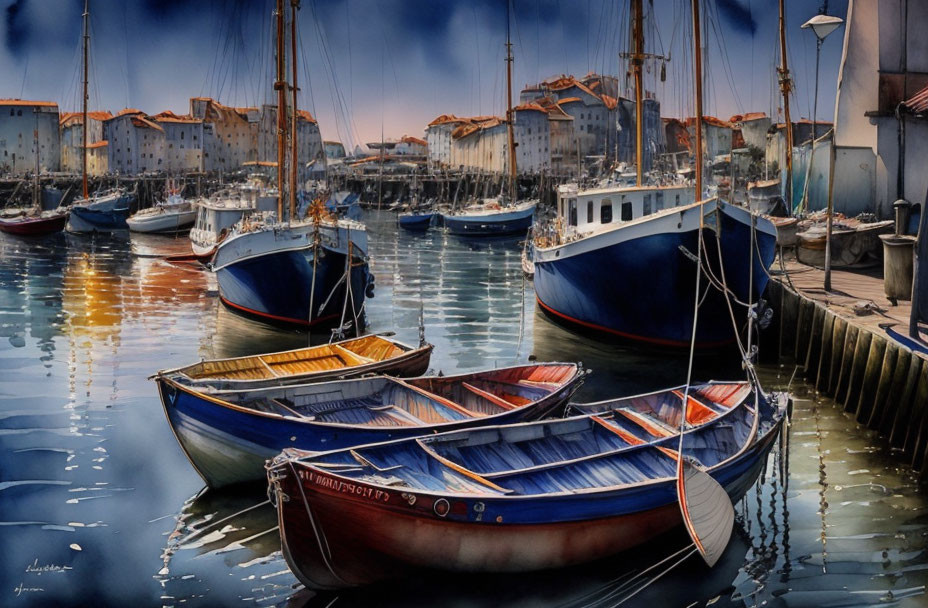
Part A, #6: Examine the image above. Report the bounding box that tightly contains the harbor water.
[1,209,926,607]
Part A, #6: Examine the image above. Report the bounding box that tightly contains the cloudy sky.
[1,0,848,149]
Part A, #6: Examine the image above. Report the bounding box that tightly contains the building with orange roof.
[425,114,471,168]
[729,112,771,150]
[191,97,258,173]
[60,110,112,174]
[152,111,204,173]
[256,104,324,181]
[0,99,61,174]
[104,109,167,174]
[395,135,427,156]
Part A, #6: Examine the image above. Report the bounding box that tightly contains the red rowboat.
[0,208,69,236]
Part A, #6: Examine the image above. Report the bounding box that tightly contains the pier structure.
[765,260,928,481]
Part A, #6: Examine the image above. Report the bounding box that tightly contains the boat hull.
[272,417,781,589]
[67,196,133,233]
[216,246,370,329]
[397,213,434,231]
[533,201,776,348]
[127,209,197,233]
[442,205,534,236]
[0,212,68,236]
[156,370,582,488]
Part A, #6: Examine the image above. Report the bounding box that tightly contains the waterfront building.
[256,104,324,183]
[103,109,166,175]
[152,111,204,174]
[60,110,111,174]
[0,99,61,175]
[324,140,346,160]
[513,102,551,173]
[729,112,771,151]
[425,114,471,168]
[449,117,508,173]
[190,97,258,175]
[394,135,427,157]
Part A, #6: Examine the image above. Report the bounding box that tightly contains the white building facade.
[0,100,61,175]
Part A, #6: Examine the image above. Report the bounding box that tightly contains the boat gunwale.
[278,382,777,502]
[158,361,584,431]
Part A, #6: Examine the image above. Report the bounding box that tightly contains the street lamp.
[802,14,844,143]
[802,13,843,292]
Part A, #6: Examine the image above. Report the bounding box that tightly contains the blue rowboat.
[533,194,777,349]
[442,199,536,236]
[156,362,587,489]
[397,211,435,231]
[267,380,786,589]
[67,189,135,233]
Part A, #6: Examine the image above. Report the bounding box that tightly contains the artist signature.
[13,583,43,597]
[12,560,72,596]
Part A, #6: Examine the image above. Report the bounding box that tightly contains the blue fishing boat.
[397,210,435,231]
[67,188,135,233]
[156,362,586,488]
[442,199,535,236]
[267,380,786,589]
[534,194,777,348]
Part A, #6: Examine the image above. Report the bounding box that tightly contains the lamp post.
[801,13,843,291]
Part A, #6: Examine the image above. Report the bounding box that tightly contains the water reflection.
[1,216,927,607]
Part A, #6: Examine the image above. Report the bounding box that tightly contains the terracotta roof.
[152,110,201,124]
[400,135,427,146]
[514,102,548,113]
[428,114,470,127]
[118,108,144,117]
[557,97,583,106]
[242,161,278,167]
[685,116,732,128]
[0,99,57,107]
[86,140,108,149]
[130,116,165,132]
[296,109,317,124]
[451,117,505,140]
[729,112,767,123]
[60,111,113,126]
[601,95,617,110]
[904,83,928,114]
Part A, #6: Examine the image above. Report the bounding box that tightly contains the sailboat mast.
[275,0,287,220]
[691,0,704,199]
[632,0,644,187]
[81,0,89,199]
[777,0,794,211]
[33,111,40,206]
[289,0,299,221]
[505,1,516,202]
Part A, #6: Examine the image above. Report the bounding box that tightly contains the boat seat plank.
[391,378,483,419]
[615,408,677,437]
[671,390,723,426]
[332,344,375,366]
[461,382,518,411]
[415,439,514,494]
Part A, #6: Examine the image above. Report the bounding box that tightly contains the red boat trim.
[535,296,734,349]
[219,296,339,327]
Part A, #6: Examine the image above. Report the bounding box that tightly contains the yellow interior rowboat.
[153,334,433,390]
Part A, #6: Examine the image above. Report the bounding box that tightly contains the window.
[568,198,577,226]
[643,194,651,216]
[586,200,593,223]
[675,194,680,207]
[655,191,664,211]
[181,131,184,140]
[17,110,22,116]
[601,201,613,224]
[621,202,632,221]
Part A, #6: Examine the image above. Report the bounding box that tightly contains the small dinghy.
[154,334,433,391]
[397,211,435,231]
[157,362,586,488]
[267,380,786,589]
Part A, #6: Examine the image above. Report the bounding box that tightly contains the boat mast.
[777,0,794,212]
[33,110,40,207]
[632,0,644,187]
[275,0,287,221]
[81,0,89,199]
[691,0,703,199]
[289,0,299,221]
[505,1,517,203]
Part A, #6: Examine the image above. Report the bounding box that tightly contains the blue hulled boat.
[211,217,372,329]
[397,210,435,231]
[268,380,786,589]
[156,362,586,488]
[442,199,535,236]
[67,188,135,233]
[533,188,777,348]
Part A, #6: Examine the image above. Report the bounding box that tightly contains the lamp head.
[802,14,844,41]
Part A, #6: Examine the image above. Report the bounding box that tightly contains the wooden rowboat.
[154,334,433,391]
[0,207,69,236]
[267,380,786,589]
[157,362,587,488]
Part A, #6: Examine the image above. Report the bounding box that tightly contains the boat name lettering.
[301,470,389,502]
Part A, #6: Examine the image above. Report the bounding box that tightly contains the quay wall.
[764,277,928,482]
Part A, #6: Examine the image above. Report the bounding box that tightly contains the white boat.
[127,194,197,234]
[441,198,537,236]
[188,191,261,257]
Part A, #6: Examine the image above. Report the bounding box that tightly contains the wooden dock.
[764,258,928,482]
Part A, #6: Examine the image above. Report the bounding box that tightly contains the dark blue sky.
[1,0,848,149]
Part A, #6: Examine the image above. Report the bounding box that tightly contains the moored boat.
[127,193,197,234]
[398,210,435,231]
[188,192,260,258]
[442,199,536,236]
[267,380,786,589]
[0,208,69,236]
[155,333,433,391]
[67,188,135,233]
[156,362,587,488]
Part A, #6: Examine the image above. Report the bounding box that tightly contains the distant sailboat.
[67,0,135,234]
[441,2,537,237]
[211,0,372,330]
